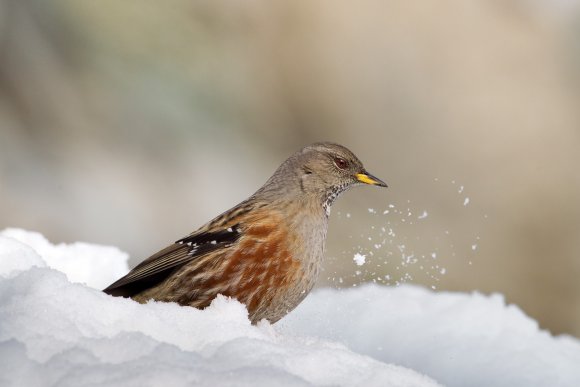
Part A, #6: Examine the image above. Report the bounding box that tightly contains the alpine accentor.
[104,142,387,324]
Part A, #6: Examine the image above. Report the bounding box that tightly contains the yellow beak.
[356,172,388,187]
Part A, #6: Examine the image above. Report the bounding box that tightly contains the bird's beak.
[356,172,388,187]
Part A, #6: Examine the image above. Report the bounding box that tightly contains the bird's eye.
[333,157,349,170]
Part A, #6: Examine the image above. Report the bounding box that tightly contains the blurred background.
[1,0,579,336]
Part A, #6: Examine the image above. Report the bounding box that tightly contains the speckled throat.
[322,182,352,216]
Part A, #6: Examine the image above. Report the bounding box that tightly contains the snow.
[353,253,366,266]
[0,228,127,289]
[1,229,579,387]
[283,287,580,387]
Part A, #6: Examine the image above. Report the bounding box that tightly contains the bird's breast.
[171,204,328,323]
[225,206,327,322]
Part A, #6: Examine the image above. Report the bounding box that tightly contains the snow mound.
[282,287,580,387]
[0,229,438,387]
[0,228,128,289]
[1,228,579,387]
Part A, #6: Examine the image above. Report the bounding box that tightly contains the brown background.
[1,1,579,336]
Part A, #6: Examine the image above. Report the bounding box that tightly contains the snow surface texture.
[0,229,579,387]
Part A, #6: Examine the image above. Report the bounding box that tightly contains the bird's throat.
[322,183,351,217]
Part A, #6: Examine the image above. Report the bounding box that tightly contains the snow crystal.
[1,228,579,387]
[353,253,366,266]
[463,197,470,206]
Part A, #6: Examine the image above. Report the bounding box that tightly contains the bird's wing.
[103,225,242,298]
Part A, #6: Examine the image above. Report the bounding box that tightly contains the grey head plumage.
[253,142,387,215]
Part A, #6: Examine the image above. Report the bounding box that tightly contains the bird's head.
[260,142,387,214]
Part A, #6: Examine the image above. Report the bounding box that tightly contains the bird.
[103,142,387,324]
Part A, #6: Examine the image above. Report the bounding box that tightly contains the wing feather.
[103,226,241,297]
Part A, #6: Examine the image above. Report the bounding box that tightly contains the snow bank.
[0,229,579,387]
[0,229,438,387]
[282,287,580,387]
[0,228,127,289]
